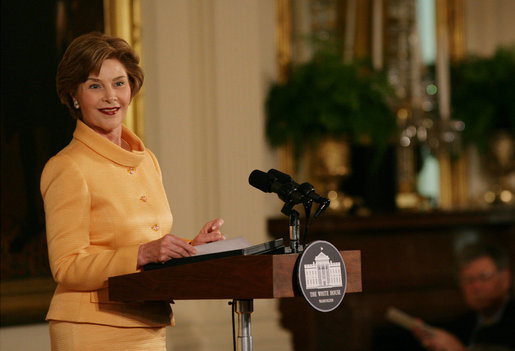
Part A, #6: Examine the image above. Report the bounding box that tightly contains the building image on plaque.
[304,248,343,289]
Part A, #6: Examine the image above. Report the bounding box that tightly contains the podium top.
[108,250,362,302]
[143,238,285,271]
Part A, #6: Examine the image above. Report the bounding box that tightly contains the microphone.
[267,168,292,183]
[250,169,330,252]
[248,170,304,205]
[268,169,328,201]
[248,169,275,193]
[267,169,330,219]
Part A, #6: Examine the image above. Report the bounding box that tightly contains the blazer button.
[128,167,136,174]
[151,224,160,231]
[140,195,147,202]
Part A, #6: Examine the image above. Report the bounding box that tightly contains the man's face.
[460,256,511,315]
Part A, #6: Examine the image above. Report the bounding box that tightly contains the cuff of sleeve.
[113,244,141,275]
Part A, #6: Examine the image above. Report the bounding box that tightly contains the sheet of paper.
[386,307,434,335]
[193,236,252,256]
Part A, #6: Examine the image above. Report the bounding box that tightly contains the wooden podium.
[108,250,362,350]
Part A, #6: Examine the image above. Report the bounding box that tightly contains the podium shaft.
[236,299,253,351]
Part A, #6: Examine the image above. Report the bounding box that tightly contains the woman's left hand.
[190,218,225,246]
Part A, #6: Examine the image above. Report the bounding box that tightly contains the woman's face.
[74,58,131,137]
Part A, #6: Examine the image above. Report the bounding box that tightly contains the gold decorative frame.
[436,0,467,209]
[0,277,56,326]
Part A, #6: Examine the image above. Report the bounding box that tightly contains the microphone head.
[267,169,291,183]
[249,170,273,193]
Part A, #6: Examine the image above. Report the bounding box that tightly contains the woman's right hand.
[137,234,197,268]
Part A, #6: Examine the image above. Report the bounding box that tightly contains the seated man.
[413,243,514,351]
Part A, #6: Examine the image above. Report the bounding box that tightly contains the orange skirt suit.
[41,120,174,350]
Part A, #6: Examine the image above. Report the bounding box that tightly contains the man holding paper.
[411,243,514,351]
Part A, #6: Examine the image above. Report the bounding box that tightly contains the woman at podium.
[40,32,225,350]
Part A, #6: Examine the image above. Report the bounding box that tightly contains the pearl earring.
[73,99,80,109]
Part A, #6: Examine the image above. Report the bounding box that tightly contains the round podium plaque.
[297,240,347,312]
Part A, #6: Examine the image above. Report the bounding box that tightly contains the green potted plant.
[450,47,515,205]
[265,50,398,167]
[450,46,515,152]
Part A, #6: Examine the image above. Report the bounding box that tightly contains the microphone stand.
[288,209,301,253]
[280,200,303,253]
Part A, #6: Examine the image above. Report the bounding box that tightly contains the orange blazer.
[41,120,174,327]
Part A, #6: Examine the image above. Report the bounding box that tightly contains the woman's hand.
[190,218,225,246]
[136,218,225,268]
[137,234,197,267]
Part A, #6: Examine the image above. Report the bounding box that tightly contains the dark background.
[1,0,103,283]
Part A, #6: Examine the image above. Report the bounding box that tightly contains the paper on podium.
[143,237,284,271]
[194,237,253,256]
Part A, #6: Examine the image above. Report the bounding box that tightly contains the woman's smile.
[98,106,121,115]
